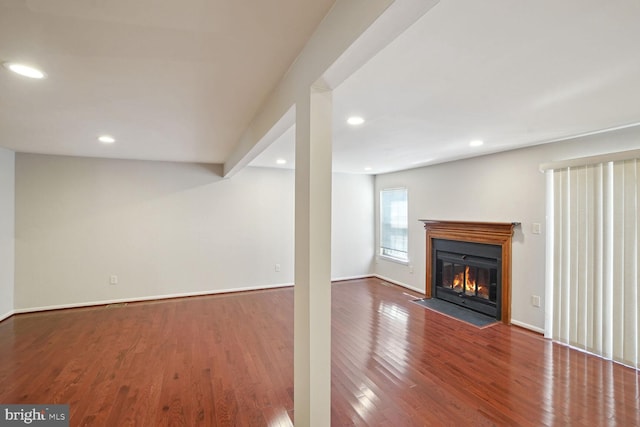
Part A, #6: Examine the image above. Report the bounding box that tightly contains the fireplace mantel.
[420,220,518,324]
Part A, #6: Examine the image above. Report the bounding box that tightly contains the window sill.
[379,255,410,266]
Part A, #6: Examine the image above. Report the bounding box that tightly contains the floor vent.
[105,303,128,308]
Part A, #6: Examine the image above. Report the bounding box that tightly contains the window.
[380,188,408,262]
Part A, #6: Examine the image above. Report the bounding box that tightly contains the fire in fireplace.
[421,220,516,324]
[433,239,502,319]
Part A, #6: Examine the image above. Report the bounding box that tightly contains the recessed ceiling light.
[469,140,484,147]
[411,158,434,165]
[276,159,287,165]
[98,135,115,144]
[3,62,46,79]
[347,116,365,126]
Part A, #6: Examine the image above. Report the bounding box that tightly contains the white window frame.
[379,187,409,263]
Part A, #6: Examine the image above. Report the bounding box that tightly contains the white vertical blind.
[546,157,639,368]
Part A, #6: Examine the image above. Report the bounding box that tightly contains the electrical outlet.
[531,295,541,307]
[275,264,281,272]
[409,264,414,274]
[110,275,118,285]
[532,223,542,234]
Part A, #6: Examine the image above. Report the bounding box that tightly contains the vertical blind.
[546,156,639,368]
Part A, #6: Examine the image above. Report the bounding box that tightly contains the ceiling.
[2,0,640,175]
[0,0,335,162]
[251,0,640,174]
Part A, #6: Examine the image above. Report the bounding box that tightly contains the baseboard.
[0,310,14,323]
[13,282,294,315]
[332,274,374,283]
[510,319,544,334]
[10,277,383,316]
[372,277,546,334]
[373,274,425,295]
[4,281,549,338]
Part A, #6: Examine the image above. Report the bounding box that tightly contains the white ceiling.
[251,0,640,174]
[2,0,640,175]
[0,0,335,162]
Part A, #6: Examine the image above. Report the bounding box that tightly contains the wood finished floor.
[0,278,638,426]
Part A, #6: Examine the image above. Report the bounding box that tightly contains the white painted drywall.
[332,173,374,279]
[374,125,640,332]
[0,147,15,320]
[14,155,374,311]
[14,155,296,310]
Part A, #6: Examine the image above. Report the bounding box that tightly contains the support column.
[294,84,332,427]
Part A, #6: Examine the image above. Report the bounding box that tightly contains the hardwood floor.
[0,278,638,426]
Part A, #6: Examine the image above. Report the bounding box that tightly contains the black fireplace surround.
[432,239,502,319]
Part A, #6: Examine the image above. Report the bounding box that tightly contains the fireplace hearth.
[420,220,518,324]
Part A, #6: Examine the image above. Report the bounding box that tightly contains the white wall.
[332,173,374,279]
[374,125,640,332]
[17,126,636,325]
[14,155,374,311]
[15,156,295,310]
[0,147,15,320]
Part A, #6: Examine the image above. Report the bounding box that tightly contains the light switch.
[532,295,541,307]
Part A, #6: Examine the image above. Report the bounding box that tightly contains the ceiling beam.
[223,0,440,177]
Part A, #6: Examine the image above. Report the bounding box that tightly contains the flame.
[465,266,475,294]
[452,270,463,290]
[477,283,489,299]
[450,266,489,299]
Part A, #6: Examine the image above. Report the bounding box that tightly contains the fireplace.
[433,239,501,319]
[420,220,518,324]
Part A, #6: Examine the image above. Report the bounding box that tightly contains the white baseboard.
[10,277,382,316]
[12,276,398,316]
[371,276,546,335]
[510,319,545,334]
[13,282,294,315]
[4,281,549,339]
[373,274,425,295]
[332,274,373,282]
[0,310,15,323]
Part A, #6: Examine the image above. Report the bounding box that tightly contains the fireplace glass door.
[433,239,501,319]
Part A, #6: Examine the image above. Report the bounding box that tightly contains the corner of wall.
[0,147,15,321]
